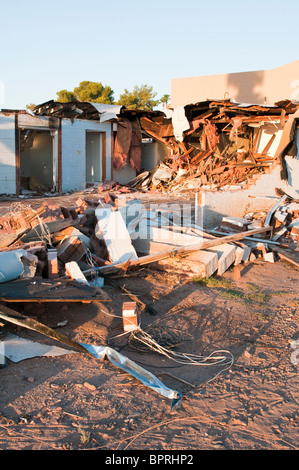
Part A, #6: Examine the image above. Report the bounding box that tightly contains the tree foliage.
[73,81,114,104]
[56,89,76,103]
[118,84,159,111]
[55,81,166,110]
[160,94,170,106]
[56,81,114,104]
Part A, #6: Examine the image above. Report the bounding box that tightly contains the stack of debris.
[0,190,298,302]
[0,198,114,302]
[132,99,299,193]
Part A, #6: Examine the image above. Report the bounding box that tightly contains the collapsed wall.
[134,99,299,226]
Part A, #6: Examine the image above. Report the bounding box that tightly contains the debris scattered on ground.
[0,187,298,295]
[0,181,298,408]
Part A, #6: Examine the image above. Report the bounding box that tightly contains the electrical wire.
[131,327,234,369]
[98,305,234,382]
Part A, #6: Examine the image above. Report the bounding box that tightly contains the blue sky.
[1,0,299,109]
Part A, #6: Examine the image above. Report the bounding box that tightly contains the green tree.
[56,81,114,104]
[160,94,170,108]
[73,81,114,104]
[56,89,76,103]
[118,84,159,111]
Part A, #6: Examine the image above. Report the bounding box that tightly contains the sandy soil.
[0,258,298,451]
[0,191,298,452]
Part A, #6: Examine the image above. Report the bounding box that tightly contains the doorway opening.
[86,131,103,186]
[19,129,55,193]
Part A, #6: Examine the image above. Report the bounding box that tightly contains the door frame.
[85,130,106,186]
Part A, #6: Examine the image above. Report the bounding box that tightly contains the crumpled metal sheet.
[1,333,72,362]
[88,103,123,123]
[81,343,182,408]
[0,328,182,408]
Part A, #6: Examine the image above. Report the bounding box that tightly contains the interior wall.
[20,131,53,190]
[86,132,102,184]
[113,160,136,184]
[141,141,168,171]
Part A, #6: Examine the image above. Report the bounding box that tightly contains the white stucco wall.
[0,113,16,195]
[61,119,112,192]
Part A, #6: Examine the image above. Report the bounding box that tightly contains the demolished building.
[132,98,299,225]
[0,100,167,196]
[1,96,299,404]
[1,96,299,212]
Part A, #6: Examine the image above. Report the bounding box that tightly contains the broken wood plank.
[260,133,276,155]
[271,247,299,268]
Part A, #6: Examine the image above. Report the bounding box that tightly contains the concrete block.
[256,242,268,255]
[95,207,137,264]
[206,243,236,275]
[274,211,289,224]
[185,250,219,277]
[289,218,299,236]
[56,227,92,249]
[234,246,244,265]
[65,261,89,284]
[272,226,287,241]
[20,252,38,278]
[263,252,275,263]
[151,250,218,278]
[241,244,251,263]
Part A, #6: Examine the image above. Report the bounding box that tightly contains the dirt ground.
[0,192,298,451]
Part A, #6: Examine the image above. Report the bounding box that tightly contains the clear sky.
[1,0,299,110]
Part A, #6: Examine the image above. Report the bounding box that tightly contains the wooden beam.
[84,226,272,276]
[272,247,299,268]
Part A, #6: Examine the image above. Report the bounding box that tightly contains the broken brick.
[57,236,87,264]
